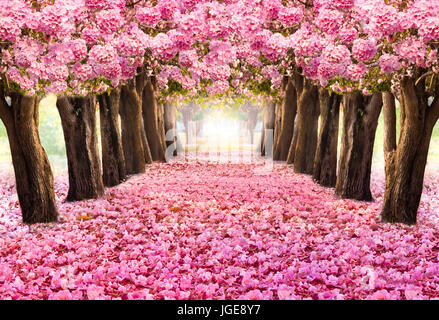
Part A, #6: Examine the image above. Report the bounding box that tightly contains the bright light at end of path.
[203,110,240,143]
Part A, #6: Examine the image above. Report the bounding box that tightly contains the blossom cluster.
[278,0,439,93]
[2,0,439,105]
[0,0,149,95]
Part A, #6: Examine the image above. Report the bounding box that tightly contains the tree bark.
[164,102,178,157]
[381,76,439,224]
[273,103,282,157]
[291,80,320,174]
[382,91,397,175]
[120,80,148,174]
[158,102,167,151]
[56,95,104,201]
[286,122,299,164]
[273,78,297,161]
[335,92,383,201]
[141,117,153,165]
[313,88,341,187]
[142,77,166,162]
[286,72,304,165]
[181,106,193,146]
[242,102,258,146]
[273,77,289,157]
[260,102,275,156]
[98,88,126,187]
[0,93,58,224]
[247,108,259,146]
[135,72,153,165]
[247,108,258,146]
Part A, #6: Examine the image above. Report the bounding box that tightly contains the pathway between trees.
[0,156,439,299]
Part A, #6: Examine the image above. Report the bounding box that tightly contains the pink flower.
[47,80,68,94]
[68,39,88,61]
[178,50,198,67]
[262,33,288,62]
[96,9,123,34]
[369,3,402,36]
[241,289,263,300]
[47,65,69,82]
[277,288,295,300]
[86,285,105,300]
[127,289,154,300]
[369,290,389,300]
[315,9,343,34]
[405,289,421,300]
[347,63,367,81]
[152,34,178,61]
[136,6,161,27]
[278,6,303,27]
[49,290,73,300]
[73,63,93,81]
[0,17,21,41]
[352,39,377,62]
[85,0,109,10]
[379,54,401,74]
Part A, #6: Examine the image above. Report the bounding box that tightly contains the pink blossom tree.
[286,0,439,223]
[0,0,154,219]
[0,0,59,223]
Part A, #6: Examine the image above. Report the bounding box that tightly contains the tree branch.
[125,0,144,8]
[415,71,434,87]
[293,70,304,97]
[400,76,421,118]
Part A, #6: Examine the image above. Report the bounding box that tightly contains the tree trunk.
[274,78,297,161]
[120,80,147,174]
[0,93,58,224]
[164,102,178,157]
[260,103,275,156]
[135,72,153,165]
[273,77,289,157]
[98,88,126,187]
[158,102,167,151]
[141,117,153,165]
[181,107,193,146]
[381,76,439,224]
[335,92,382,201]
[286,122,298,164]
[273,103,282,158]
[247,109,258,146]
[382,91,397,177]
[313,88,341,187]
[142,78,166,162]
[56,95,104,201]
[286,72,303,165]
[292,81,320,174]
[196,120,203,137]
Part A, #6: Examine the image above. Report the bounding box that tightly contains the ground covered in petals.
[1,158,439,300]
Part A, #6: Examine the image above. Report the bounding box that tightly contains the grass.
[372,108,439,163]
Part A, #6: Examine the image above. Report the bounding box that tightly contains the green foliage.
[0,95,67,172]
[38,96,66,157]
[158,80,191,104]
[0,119,8,162]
